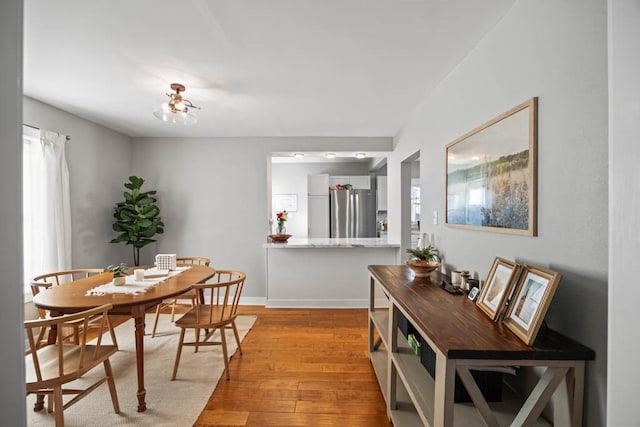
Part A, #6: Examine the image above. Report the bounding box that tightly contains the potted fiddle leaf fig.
[110,176,164,266]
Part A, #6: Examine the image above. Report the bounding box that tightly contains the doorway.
[401,152,420,260]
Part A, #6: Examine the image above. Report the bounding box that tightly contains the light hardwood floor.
[104,306,391,426]
[191,306,391,427]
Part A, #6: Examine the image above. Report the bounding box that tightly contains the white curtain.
[23,128,71,287]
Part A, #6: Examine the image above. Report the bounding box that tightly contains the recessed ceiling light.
[293,152,304,159]
[324,152,336,159]
[355,152,366,159]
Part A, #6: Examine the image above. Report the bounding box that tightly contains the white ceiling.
[23,0,515,139]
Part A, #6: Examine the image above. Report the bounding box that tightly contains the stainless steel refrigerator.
[330,189,377,238]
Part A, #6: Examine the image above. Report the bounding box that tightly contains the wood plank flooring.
[192,306,392,427]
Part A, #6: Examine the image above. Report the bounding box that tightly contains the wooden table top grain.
[33,264,214,313]
[368,264,594,361]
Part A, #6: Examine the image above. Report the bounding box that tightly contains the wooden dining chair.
[150,256,211,337]
[171,270,246,381]
[31,269,110,347]
[25,303,120,427]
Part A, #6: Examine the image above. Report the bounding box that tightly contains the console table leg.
[513,365,568,426]
[570,361,585,427]
[457,366,500,426]
[433,351,455,427]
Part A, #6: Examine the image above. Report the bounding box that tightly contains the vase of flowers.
[275,210,288,234]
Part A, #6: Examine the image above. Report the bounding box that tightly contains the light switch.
[433,210,438,225]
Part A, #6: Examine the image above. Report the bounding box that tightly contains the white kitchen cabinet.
[329,176,348,189]
[376,176,387,211]
[349,175,371,189]
[308,195,329,238]
[329,175,371,190]
[307,174,329,195]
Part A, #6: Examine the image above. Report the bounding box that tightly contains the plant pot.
[406,260,441,278]
[113,276,126,286]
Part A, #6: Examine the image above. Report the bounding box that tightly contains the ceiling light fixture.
[355,152,366,159]
[324,152,336,159]
[293,152,305,159]
[153,83,200,125]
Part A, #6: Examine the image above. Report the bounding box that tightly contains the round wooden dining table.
[32,264,216,412]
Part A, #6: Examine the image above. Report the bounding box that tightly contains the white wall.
[0,1,26,425]
[607,1,640,425]
[132,137,390,301]
[23,97,133,268]
[271,162,371,237]
[387,0,607,424]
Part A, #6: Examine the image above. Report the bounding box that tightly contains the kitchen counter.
[262,237,399,249]
[263,237,400,308]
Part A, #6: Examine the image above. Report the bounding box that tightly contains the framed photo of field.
[503,264,562,345]
[476,257,521,321]
[446,98,538,236]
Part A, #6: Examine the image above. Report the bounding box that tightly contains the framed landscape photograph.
[476,257,521,321]
[446,98,538,236]
[503,265,562,345]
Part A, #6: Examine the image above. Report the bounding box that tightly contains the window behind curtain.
[22,126,72,297]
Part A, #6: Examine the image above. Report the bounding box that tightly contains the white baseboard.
[239,296,266,306]
[265,298,368,309]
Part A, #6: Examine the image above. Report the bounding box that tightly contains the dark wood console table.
[368,265,594,427]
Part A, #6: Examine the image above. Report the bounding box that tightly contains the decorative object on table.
[134,269,145,281]
[468,286,480,301]
[110,176,165,266]
[155,253,177,271]
[460,270,471,291]
[275,210,288,234]
[467,278,480,290]
[476,257,521,321]
[407,334,421,356]
[503,264,562,345]
[440,280,464,295]
[142,268,170,279]
[106,263,129,286]
[405,244,441,278]
[268,234,292,243]
[451,270,462,288]
[446,97,538,236]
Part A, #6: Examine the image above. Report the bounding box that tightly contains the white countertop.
[263,237,400,249]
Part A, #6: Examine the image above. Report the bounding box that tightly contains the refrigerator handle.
[352,192,358,237]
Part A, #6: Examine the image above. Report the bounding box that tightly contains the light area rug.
[26,313,257,426]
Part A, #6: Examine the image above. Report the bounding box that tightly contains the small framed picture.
[468,287,479,301]
[503,264,562,345]
[476,257,521,321]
